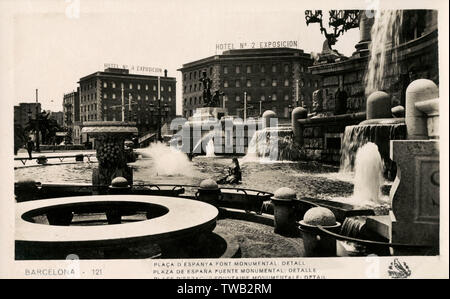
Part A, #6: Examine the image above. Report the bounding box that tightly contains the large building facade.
[63,88,81,144]
[77,68,176,137]
[179,48,321,120]
[63,88,80,127]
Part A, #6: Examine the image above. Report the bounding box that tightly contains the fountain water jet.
[243,127,302,162]
[352,142,387,206]
[205,139,216,157]
[365,10,404,95]
[136,142,198,176]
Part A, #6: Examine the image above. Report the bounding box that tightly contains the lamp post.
[111,92,136,122]
[243,92,247,122]
[27,89,41,152]
[149,98,169,142]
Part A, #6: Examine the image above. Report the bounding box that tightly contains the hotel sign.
[103,63,163,74]
[215,40,298,51]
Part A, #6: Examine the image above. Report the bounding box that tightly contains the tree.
[25,111,62,145]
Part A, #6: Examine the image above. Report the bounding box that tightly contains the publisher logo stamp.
[388,259,411,279]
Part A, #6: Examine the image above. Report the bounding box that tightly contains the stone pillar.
[299,207,341,257]
[405,79,439,140]
[271,187,298,235]
[354,11,374,55]
[262,110,277,128]
[196,179,222,207]
[390,140,439,255]
[366,91,391,119]
[291,107,308,146]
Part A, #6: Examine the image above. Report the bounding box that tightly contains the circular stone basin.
[16,195,218,248]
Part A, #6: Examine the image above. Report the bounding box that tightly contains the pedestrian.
[217,157,242,184]
[26,137,34,159]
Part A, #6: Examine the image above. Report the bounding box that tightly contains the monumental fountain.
[14,9,440,260]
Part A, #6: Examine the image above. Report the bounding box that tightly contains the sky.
[10,0,362,114]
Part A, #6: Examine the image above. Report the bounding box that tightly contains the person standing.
[26,137,34,159]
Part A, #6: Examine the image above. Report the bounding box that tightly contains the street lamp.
[243,92,247,122]
[149,99,169,142]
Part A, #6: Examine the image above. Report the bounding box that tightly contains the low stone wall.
[298,113,366,164]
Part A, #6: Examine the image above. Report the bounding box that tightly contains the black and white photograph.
[0,0,448,280]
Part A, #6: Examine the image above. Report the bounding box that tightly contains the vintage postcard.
[0,0,448,281]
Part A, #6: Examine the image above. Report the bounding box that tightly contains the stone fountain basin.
[16,195,218,248]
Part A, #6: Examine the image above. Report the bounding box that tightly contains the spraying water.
[352,142,386,206]
[135,142,198,176]
[365,10,404,95]
[205,139,215,157]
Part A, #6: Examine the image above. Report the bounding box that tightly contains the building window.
[138,95,141,100]
[161,96,164,101]
[129,83,133,89]
[260,79,266,87]
[246,79,251,87]
[112,82,116,88]
[261,95,265,101]
[272,93,277,101]
[235,95,241,102]
[246,65,252,73]
[190,98,192,105]
[112,93,116,99]
[261,65,265,73]
[224,80,228,88]
[193,84,196,91]
[235,80,241,87]
[236,66,240,74]
[194,71,197,79]
[209,67,213,75]
[153,95,156,101]
[161,85,164,92]
[314,81,318,88]
[224,66,228,74]
[284,94,289,101]
[104,93,108,99]
[272,65,277,72]
[137,84,141,90]
[103,82,107,88]
[284,64,289,73]
[168,96,172,102]
[284,79,289,87]
[145,95,149,100]
[189,72,192,80]
[145,84,149,90]
[153,85,156,91]
[301,80,305,87]
[272,79,277,87]
[168,86,172,92]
